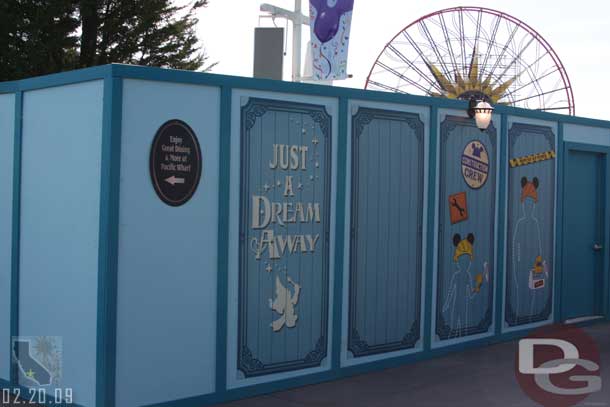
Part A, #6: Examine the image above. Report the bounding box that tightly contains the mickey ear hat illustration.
[453,233,475,262]
[520,176,539,203]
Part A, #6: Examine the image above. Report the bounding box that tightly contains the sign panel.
[309,0,354,80]
[149,120,202,206]
[461,140,489,189]
[505,123,556,327]
[238,98,331,377]
[436,116,496,342]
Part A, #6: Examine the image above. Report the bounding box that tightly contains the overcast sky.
[196,0,609,119]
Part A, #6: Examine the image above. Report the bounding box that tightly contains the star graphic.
[310,175,315,181]
[265,264,273,273]
[297,183,303,190]
[263,183,271,192]
[315,161,320,168]
[276,180,281,187]
[26,369,35,378]
[312,137,319,145]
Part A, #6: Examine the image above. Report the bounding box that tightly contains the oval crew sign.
[150,120,202,206]
[461,140,489,189]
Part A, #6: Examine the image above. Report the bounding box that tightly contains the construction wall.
[0,65,609,407]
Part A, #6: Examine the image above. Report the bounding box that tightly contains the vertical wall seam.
[215,86,231,394]
[423,105,438,351]
[10,90,23,386]
[495,114,508,335]
[96,72,123,407]
[332,97,348,369]
[555,122,564,323]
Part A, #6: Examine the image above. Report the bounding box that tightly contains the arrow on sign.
[165,175,185,185]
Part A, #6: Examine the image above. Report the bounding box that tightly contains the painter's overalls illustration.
[511,176,549,322]
[442,233,489,338]
[269,275,301,332]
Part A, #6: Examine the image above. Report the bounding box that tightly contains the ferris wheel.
[365,6,575,115]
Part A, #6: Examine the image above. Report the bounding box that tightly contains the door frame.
[560,142,610,322]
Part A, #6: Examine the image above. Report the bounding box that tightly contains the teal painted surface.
[19,81,104,406]
[215,86,232,394]
[0,93,15,381]
[114,80,219,407]
[563,150,604,319]
[564,124,610,146]
[435,116,496,341]
[505,123,556,327]
[348,108,424,356]
[96,75,123,407]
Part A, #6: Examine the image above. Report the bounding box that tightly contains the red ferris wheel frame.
[365,6,575,115]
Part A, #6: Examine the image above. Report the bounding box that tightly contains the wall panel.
[0,93,15,382]
[347,108,424,357]
[115,79,220,407]
[433,113,497,345]
[504,120,556,328]
[19,81,103,406]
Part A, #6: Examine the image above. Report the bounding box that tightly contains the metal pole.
[292,0,302,82]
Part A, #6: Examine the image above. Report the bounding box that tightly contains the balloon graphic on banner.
[309,0,354,80]
[310,0,354,43]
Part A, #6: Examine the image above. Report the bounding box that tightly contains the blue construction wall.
[1,65,610,407]
[0,93,15,382]
[114,79,220,406]
[19,81,104,406]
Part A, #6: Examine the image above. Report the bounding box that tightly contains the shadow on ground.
[216,323,610,407]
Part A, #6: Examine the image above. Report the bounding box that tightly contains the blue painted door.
[562,149,604,320]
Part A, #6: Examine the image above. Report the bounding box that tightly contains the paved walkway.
[217,323,610,407]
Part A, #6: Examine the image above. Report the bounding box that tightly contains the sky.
[195,0,610,119]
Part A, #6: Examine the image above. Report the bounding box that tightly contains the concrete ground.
[216,323,610,407]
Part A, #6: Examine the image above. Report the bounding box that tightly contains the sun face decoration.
[426,49,519,103]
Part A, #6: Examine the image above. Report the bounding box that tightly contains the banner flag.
[309,0,354,80]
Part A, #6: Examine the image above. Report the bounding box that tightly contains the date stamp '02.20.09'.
[2,387,73,405]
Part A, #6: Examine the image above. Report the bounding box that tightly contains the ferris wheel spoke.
[374,61,436,94]
[385,45,444,93]
[480,14,501,76]
[457,10,467,76]
[367,80,408,94]
[501,66,559,101]
[510,86,568,104]
[471,9,483,58]
[438,13,461,80]
[416,22,453,80]
[491,35,537,88]
[486,22,521,85]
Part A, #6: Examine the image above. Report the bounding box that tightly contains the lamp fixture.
[467,96,494,131]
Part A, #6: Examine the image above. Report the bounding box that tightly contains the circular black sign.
[150,120,202,206]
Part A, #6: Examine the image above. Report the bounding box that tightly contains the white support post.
[292,0,302,82]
